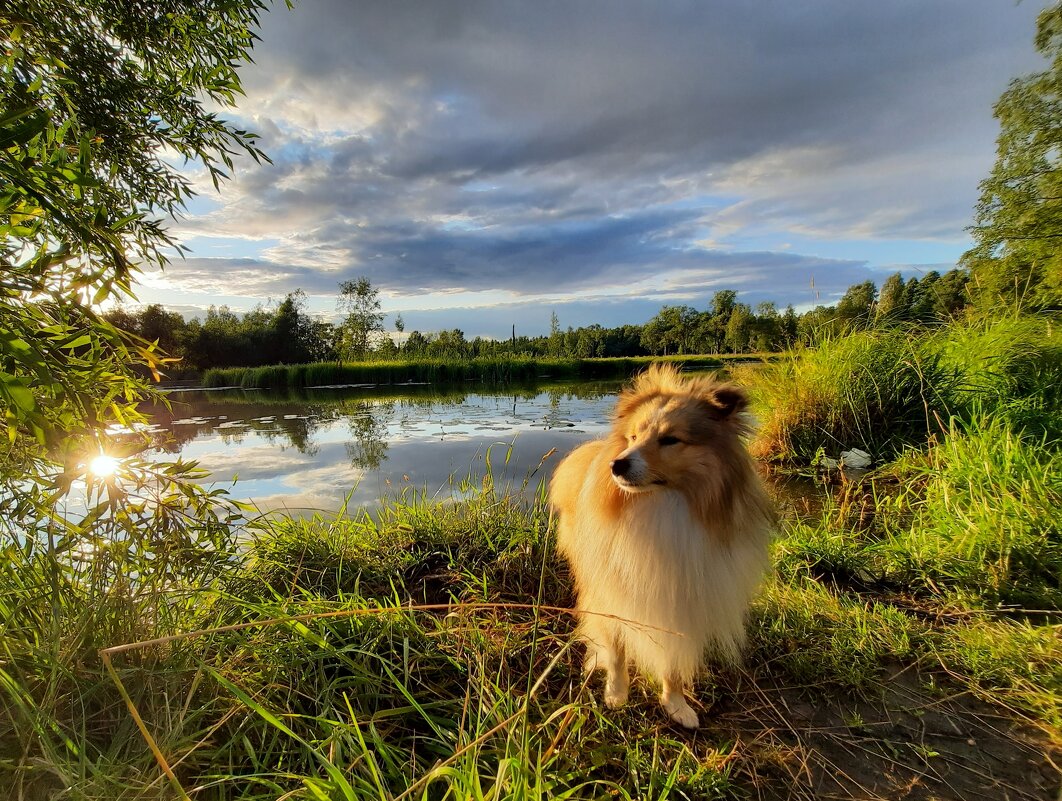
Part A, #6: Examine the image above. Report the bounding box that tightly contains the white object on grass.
[840,448,872,469]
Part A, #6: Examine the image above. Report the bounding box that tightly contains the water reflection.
[136,381,623,514]
[345,401,392,470]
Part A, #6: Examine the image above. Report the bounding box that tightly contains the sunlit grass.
[745,312,1062,464]
[200,355,741,390]
[6,445,1061,798]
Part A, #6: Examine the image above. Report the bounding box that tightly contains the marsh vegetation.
[6,309,1062,798]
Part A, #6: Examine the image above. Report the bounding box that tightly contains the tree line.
[106,267,973,373]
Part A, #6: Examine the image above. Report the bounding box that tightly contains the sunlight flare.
[89,453,120,478]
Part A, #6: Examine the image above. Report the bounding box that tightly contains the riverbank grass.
[200,354,759,390]
[747,312,1062,464]
[4,430,1060,798]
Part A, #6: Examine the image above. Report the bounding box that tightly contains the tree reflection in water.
[343,401,393,470]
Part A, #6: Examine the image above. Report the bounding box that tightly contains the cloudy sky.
[139,0,1047,337]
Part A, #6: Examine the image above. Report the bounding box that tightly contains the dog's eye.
[658,435,681,446]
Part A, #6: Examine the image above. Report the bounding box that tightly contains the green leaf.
[0,375,36,414]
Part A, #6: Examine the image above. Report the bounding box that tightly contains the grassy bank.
[162,378,627,407]
[746,312,1061,464]
[4,430,1060,799]
[200,355,762,390]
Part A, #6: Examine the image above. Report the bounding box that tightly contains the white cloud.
[146,0,1048,334]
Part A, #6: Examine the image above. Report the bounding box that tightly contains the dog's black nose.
[610,457,631,477]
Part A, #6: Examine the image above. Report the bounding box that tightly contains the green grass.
[934,312,1062,441]
[5,442,1061,799]
[778,416,1062,610]
[745,327,961,463]
[200,355,745,390]
[746,311,1062,464]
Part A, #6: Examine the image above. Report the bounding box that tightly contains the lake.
[140,380,627,515]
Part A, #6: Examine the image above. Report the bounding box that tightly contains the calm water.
[139,381,627,515]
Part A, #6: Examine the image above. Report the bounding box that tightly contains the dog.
[549,363,773,728]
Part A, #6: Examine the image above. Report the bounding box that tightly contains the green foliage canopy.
[337,276,385,361]
[1,4,275,789]
[965,1,1062,308]
[1,0,269,468]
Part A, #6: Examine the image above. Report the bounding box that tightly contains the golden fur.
[550,364,774,727]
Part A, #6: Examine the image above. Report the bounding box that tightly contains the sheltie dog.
[549,364,773,728]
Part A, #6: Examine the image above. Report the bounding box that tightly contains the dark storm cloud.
[251,0,1038,169]
[174,0,1044,311]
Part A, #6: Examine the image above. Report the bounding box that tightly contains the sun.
[88,454,120,478]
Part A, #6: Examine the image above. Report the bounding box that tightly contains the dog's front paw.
[661,696,700,729]
[604,685,629,709]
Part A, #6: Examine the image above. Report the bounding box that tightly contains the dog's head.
[608,363,751,495]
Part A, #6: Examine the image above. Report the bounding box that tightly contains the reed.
[747,328,961,463]
[747,312,1062,463]
[201,355,732,390]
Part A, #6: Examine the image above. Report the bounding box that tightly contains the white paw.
[662,697,700,729]
[604,686,629,709]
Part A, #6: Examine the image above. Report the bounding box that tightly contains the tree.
[641,305,697,355]
[1,2,270,788]
[337,277,384,361]
[394,313,405,354]
[307,318,339,361]
[1,0,268,473]
[906,271,941,324]
[574,324,606,358]
[604,325,646,357]
[548,310,564,357]
[750,302,782,351]
[724,303,754,353]
[798,305,837,345]
[932,269,971,320]
[431,328,469,359]
[963,2,1062,308]
[876,273,908,323]
[697,290,738,353]
[780,304,799,346]
[835,281,877,330]
[139,304,188,355]
[711,290,738,319]
[272,290,321,364]
[404,330,429,358]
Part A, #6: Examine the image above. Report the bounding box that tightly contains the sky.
[136,0,1048,338]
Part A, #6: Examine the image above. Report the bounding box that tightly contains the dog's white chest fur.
[569,489,767,681]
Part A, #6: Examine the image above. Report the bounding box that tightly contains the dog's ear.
[704,385,747,420]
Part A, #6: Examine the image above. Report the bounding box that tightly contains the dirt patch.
[695,666,1060,800]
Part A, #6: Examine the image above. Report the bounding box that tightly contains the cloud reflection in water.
[143,383,619,515]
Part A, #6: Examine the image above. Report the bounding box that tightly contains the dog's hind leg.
[660,674,699,728]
